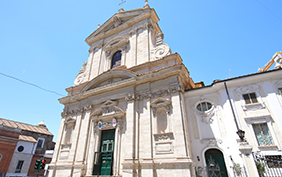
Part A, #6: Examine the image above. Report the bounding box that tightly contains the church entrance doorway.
[205,149,228,177]
[93,129,115,176]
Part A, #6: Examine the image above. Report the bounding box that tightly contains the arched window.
[111,51,122,69]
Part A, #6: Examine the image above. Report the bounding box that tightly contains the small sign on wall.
[98,121,102,129]
[112,118,116,127]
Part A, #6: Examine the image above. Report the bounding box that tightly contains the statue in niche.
[157,108,168,133]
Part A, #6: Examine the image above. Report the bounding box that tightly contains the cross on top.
[119,0,126,8]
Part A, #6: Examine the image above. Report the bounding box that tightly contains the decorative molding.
[200,138,222,147]
[154,43,171,59]
[61,105,91,118]
[235,85,265,111]
[136,90,151,100]
[244,115,272,123]
[106,51,111,57]
[60,144,71,159]
[64,117,76,129]
[151,33,171,60]
[155,142,173,154]
[151,98,171,116]
[154,132,174,141]
[112,15,122,28]
[238,142,253,155]
[61,111,68,118]
[74,73,86,85]
[84,104,92,111]
[79,62,87,74]
[134,84,183,101]
[129,29,137,36]
[125,92,135,101]
[169,84,183,93]
[194,99,215,124]
[151,89,169,98]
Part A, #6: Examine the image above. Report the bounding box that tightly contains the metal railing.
[253,153,282,177]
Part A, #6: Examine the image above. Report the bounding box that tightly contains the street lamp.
[237,130,245,141]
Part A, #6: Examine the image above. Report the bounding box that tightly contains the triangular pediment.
[81,69,136,93]
[85,8,159,45]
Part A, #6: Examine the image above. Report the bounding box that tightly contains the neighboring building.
[47,2,282,177]
[6,135,37,177]
[0,118,55,177]
[185,69,282,177]
[0,124,21,177]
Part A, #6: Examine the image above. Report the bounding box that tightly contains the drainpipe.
[224,82,245,141]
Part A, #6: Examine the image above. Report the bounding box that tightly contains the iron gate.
[253,153,282,177]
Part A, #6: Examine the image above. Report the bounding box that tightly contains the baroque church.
[47,1,282,177]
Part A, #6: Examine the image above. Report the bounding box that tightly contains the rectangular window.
[15,160,24,173]
[279,88,282,95]
[37,138,45,148]
[253,123,273,146]
[243,92,258,104]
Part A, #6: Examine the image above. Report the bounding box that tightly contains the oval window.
[18,146,24,152]
[196,102,212,112]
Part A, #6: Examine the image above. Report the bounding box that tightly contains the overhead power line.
[0,72,66,97]
[255,0,282,22]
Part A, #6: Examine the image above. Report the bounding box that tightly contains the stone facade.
[47,3,282,177]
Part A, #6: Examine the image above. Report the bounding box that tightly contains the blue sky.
[0,0,281,141]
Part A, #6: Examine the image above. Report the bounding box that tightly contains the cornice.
[185,68,282,97]
[59,64,189,105]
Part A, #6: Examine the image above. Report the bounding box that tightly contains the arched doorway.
[205,149,228,177]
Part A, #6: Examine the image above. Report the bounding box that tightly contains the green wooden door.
[100,129,115,176]
[205,149,228,177]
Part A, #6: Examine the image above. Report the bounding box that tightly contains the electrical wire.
[0,72,66,97]
[255,0,282,22]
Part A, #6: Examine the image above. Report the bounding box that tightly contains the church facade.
[47,3,282,177]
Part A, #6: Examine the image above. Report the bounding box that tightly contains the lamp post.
[237,130,245,141]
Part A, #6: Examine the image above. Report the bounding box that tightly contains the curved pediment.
[104,36,129,52]
[81,69,136,92]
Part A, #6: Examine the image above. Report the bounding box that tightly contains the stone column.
[47,112,67,177]
[75,105,92,163]
[113,119,123,176]
[129,29,137,68]
[51,112,67,163]
[139,96,152,159]
[86,119,95,176]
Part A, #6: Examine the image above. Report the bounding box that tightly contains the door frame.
[202,147,231,177]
